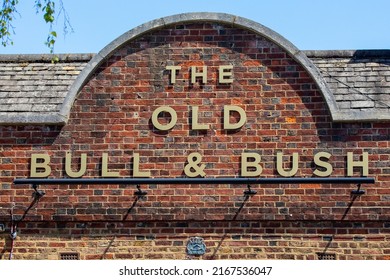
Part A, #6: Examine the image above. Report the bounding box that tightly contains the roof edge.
[332,111,390,122]
[305,49,390,59]
[0,53,94,62]
[0,113,66,125]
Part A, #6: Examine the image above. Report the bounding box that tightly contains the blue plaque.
[186,237,206,255]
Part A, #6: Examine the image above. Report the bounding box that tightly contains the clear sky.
[2,0,389,54]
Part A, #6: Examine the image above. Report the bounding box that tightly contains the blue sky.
[2,0,389,54]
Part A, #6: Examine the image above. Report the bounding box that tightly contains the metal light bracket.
[351,184,365,196]
[32,184,45,200]
[244,185,257,196]
[134,185,147,196]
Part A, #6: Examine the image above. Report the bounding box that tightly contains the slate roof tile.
[307,50,390,115]
[0,54,91,117]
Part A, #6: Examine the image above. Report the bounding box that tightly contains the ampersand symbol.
[184,152,206,178]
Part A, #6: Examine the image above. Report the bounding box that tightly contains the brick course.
[0,22,389,260]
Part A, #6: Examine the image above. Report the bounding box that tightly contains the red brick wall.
[0,23,389,259]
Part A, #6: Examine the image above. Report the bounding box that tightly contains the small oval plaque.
[186,236,206,255]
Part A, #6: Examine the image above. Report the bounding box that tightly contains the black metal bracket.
[134,185,147,196]
[32,184,45,200]
[243,185,257,196]
[351,184,365,196]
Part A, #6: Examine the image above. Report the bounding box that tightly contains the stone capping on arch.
[57,12,343,123]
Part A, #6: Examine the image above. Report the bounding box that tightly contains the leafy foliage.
[0,0,73,53]
[0,0,18,47]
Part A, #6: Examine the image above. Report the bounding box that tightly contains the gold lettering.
[347,152,369,176]
[151,106,178,131]
[219,65,233,84]
[191,106,210,130]
[101,153,120,177]
[241,152,263,177]
[313,152,333,177]
[65,153,87,178]
[165,65,181,84]
[30,154,51,178]
[184,152,206,177]
[191,66,207,84]
[223,105,247,130]
[133,153,150,177]
[276,152,299,177]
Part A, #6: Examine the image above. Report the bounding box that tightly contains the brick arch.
[59,12,339,123]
